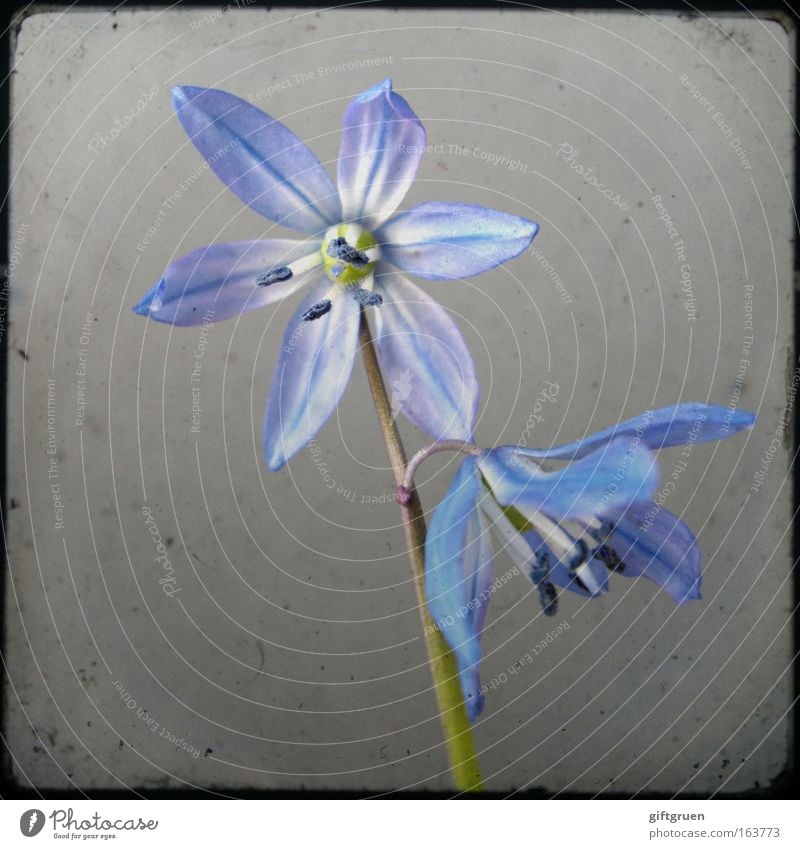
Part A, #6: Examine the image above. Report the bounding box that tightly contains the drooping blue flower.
[133,80,538,470]
[424,403,755,721]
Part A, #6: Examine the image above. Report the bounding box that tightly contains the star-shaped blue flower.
[133,80,538,469]
[423,403,755,720]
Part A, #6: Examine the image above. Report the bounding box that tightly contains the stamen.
[479,495,536,569]
[527,509,578,557]
[566,538,589,572]
[588,520,626,573]
[530,548,558,616]
[594,544,626,573]
[256,266,292,286]
[563,538,589,591]
[327,237,369,268]
[353,288,383,307]
[480,494,557,615]
[302,300,332,321]
[257,250,322,287]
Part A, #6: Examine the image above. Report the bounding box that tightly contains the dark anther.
[538,582,558,617]
[327,236,369,268]
[353,288,383,307]
[257,266,293,286]
[594,544,626,573]
[530,548,558,616]
[302,299,332,321]
[588,522,626,572]
[589,520,615,543]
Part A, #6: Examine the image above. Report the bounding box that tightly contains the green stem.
[358,309,484,793]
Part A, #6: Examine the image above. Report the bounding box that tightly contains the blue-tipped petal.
[172,86,341,233]
[377,201,539,281]
[425,457,493,721]
[373,275,478,441]
[264,281,360,470]
[478,437,659,523]
[337,79,426,228]
[602,502,701,604]
[517,403,756,461]
[132,240,312,326]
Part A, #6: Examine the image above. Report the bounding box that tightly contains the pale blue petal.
[264,281,360,471]
[602,502,701,604]
[337,79,426,227]
[478,437,658,522]
[425,457,493,721]
[133,240,314,326]
[377,201,539,281]
[172,86,341,233]
[517,403,756,461]
[372,275,478,441]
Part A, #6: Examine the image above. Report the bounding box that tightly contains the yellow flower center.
[321,224,379,286]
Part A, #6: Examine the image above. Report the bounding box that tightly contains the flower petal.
[523,531,609,599]
[263,281,360,471]
[337,79,426,227]
[133,240,314,325]
[172,86,341,233]
[377,201,538,281]
[425,457,493,722]
[478,437,659,522]
[602,502,701,604]
[516,403,756,461]
[372,275,478,441]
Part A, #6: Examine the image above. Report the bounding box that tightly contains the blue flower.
[424,403,755,720]
[133,80,538,470]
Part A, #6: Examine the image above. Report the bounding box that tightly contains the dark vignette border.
[0,0,796,801]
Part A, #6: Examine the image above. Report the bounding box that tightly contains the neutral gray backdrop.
[4,6,794,793]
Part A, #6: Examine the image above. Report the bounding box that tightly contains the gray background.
[3,6,794,793]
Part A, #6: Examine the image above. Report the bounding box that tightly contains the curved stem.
[400,439,481,500]
[358,309,484,793]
